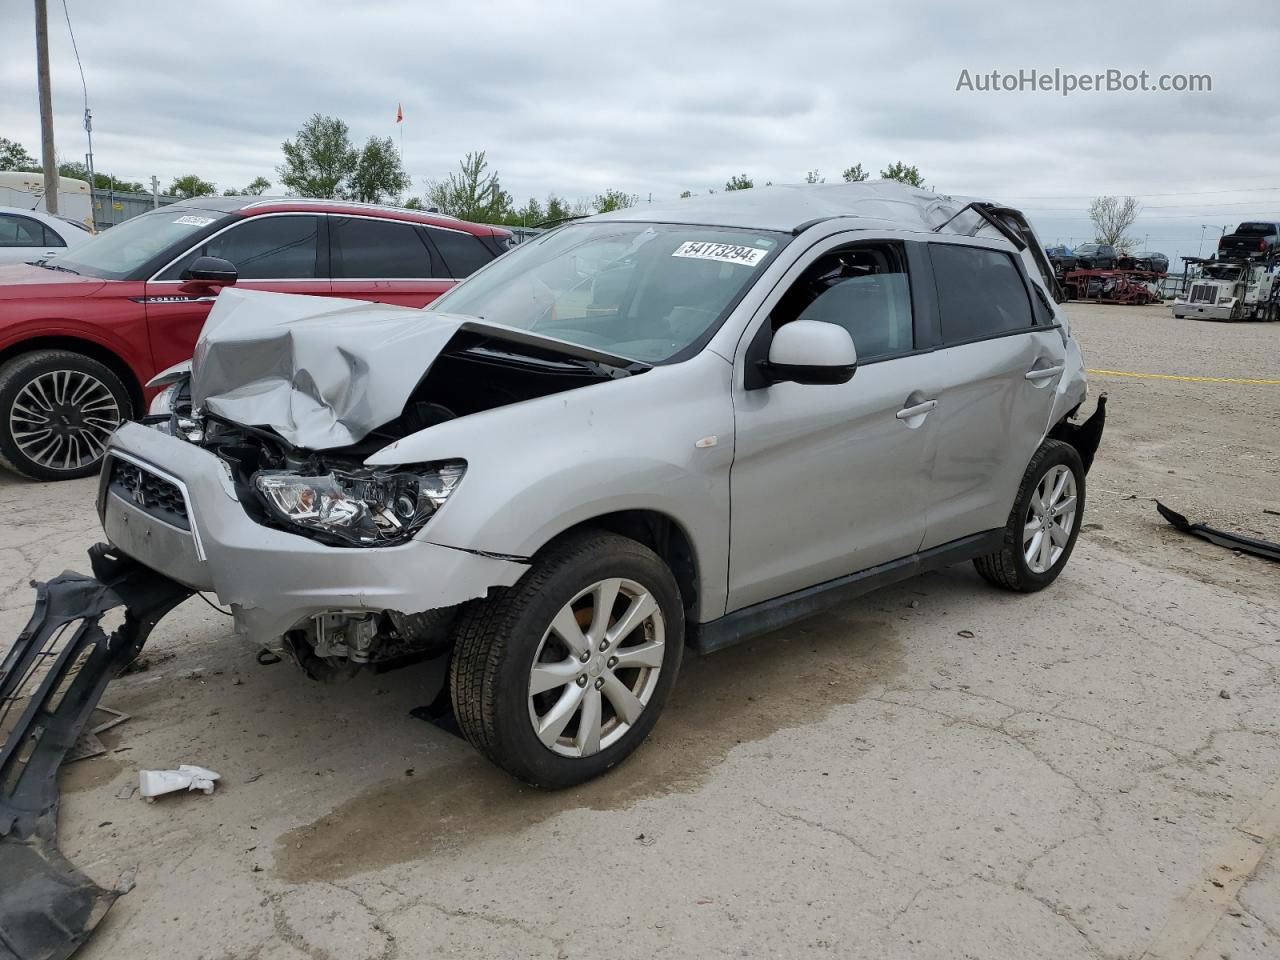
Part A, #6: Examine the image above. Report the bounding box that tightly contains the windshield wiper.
[35,262,81,275]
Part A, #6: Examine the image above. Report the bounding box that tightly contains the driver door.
[144,213,330,374]
[727,237,938,612]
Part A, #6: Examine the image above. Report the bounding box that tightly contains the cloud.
[3,0,1277,265]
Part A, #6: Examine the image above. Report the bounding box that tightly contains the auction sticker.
[173,215,216,226]
[672,241,768,267]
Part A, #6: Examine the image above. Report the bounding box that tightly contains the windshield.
[49,207,232,279]
[427,222,786,363]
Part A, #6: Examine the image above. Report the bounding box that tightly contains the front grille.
[108,458,190,530]
[1189,283,1218,305]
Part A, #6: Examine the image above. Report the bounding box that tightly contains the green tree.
[679,190,693,199]
[55,161,143,192]
[804,169,824,184]
[424,151,512,222]
[222,175,272,196]
[402,196,424,210]
[168,174,217,198]
[724,174,754,191]
[592,188,637,213]
[516,197,544,225]
[349,136,410,203]
[841,163,869,182]
[0,137,37,171]
[879,161,925,187]
[278,114,357,199]
[544,194,573,223]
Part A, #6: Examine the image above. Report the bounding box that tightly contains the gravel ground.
[1,301,1277,960]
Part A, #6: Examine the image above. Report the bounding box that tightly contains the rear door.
[144,213,329,372]
[918,239,1066,549]
[328,215,453,307]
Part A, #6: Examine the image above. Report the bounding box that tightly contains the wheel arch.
[0,337,144,416]
[535,509,701,628]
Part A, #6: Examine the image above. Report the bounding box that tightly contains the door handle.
[896,399,937,420]
[1025,365,1065,382]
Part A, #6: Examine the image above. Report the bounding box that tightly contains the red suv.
[0,197,509,480]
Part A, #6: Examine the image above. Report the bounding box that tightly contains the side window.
[159,215,319,280]
[770,242,913,362]
[929,244,1035,344]
[43,224,66,247]
[331,217,434,279]
[427,228,493,277]
[0,215,47,247]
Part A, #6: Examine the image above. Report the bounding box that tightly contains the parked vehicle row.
[1045,242,1169,277]
[0,197,509,480]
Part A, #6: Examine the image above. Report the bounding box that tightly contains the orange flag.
[396,103,403,123]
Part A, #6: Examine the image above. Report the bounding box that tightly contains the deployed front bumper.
[98,422,529,646]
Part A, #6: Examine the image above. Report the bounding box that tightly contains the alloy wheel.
[9,370,121,472]
[527,577,666,758]
[1023,464,1077,574]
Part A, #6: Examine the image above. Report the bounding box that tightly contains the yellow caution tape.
[1087,368,1280,385]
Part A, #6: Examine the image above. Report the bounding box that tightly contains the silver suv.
[100,182,1104,788]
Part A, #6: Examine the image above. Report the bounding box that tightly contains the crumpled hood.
[192,288,465,449]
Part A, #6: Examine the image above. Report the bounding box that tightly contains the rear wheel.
[975,439,1084,592]
[450,531,684,788]
[0,350,132,481]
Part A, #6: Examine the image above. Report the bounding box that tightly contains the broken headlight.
[253,461,465,547]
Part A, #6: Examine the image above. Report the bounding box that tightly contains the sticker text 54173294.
[671,240,768,267]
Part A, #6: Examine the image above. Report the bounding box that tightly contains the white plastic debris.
[138,765,221,802]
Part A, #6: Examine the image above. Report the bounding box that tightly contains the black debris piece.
[1156,502,1280,563]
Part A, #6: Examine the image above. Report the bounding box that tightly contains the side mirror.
[182,256,238,286]
[762,319,857,385]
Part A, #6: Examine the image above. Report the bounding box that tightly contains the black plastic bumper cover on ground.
[1156,502,1280,562]
[0,545,191,960]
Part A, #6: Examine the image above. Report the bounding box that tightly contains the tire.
[450,530,685,788]
[0,350,133,481]
[974,439,1085,593]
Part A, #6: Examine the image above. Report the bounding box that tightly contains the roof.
[167,195,510,236]
[589,180,995,235]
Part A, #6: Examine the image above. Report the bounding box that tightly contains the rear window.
[330,217,434,279]
[427,228,494,278]
[1235,223,1278,236]
[929,244,1036,344]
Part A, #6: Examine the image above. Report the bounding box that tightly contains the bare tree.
[1088,196,1142,253]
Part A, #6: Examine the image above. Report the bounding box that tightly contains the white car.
[0,205,93,266]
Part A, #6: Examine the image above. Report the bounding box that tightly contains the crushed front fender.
[0,544,192,960]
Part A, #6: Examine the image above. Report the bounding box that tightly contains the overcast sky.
[4,0,1278,265]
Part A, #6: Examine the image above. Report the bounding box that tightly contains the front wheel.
[975,439,1085,592]
[0,350,132,481]
[450,531,684,788]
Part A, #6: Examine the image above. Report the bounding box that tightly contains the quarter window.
[427,228,493,278]
[331,217,434,279]
[770,242,913,362]
[160,215,319,280]
[929,244,1035,344]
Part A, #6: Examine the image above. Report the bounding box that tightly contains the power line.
[1023,199,1280,212]
[61,0,95,209]
[1005,184,1280,200]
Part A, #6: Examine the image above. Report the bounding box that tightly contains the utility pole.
[34,0,58,214]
